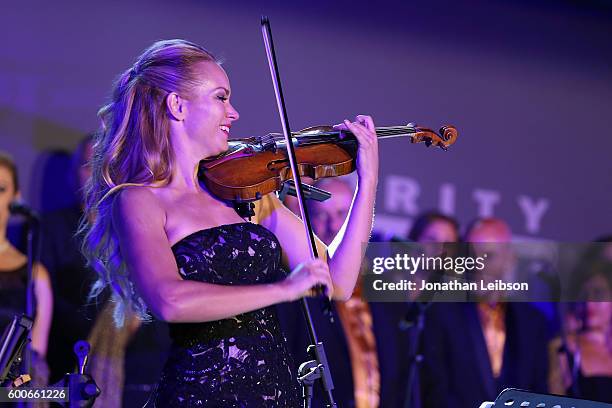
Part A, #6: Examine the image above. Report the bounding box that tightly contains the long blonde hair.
[80,39,217,325]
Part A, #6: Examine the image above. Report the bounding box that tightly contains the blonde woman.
[81,39,378,406]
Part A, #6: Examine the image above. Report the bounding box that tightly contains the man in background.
[278,176,380,408]
[420,218,550,408]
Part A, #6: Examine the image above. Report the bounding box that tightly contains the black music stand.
[480,388,612,408]
[0,314,33,386]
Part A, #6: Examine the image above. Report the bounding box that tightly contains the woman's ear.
[166,92,186,121]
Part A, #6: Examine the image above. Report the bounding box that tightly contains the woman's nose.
[228,103,239,121]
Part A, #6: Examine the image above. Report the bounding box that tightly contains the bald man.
[420,218,551,408]
[467,218,518,300]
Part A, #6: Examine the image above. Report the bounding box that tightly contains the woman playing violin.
[81,39,378,406]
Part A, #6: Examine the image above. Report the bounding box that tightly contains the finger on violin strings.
[343,119,361,131]
[345,120,373,143]
[333,122,350,139]
[345,119,370,134]
[355,114,375,130]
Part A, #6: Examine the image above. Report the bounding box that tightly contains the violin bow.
[261,18,332,314]
[261,16,337,407]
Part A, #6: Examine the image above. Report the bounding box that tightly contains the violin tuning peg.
[436,141,448,151]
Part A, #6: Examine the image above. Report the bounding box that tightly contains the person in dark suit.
[421,302,549,408]
[370,211,460,408]
[420,218,550,408]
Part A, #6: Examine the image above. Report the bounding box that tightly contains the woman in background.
[0,152,53,385]
[408,211,459,244]
[407,210,461,301]
[549,240,612,403]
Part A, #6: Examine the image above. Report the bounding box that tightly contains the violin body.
[200,139,356,202]
[199,124,457,202]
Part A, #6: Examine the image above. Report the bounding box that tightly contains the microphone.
[9,202,40,221]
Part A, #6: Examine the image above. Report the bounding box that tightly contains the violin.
[199,124,458,202]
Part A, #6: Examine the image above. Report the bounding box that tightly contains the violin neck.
[373,126,419,140]
[295,125,418,146]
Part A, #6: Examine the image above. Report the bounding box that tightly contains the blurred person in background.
[0,152,53,387]
[420,218,550,408]
[278,175,380,408]
[370,210,460,408]
[41,134,99,383]
[40,135,169,407]
[407,211,459,244]
[407,211,461,301]
[548,237,612,403]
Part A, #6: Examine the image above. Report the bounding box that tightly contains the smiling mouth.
[220,125,230,135]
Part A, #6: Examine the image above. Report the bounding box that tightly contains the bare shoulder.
[114,185,162,208]
[112,185,167,235]
[113,185,164,218]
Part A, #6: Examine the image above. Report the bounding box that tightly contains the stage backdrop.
[1,0,611,241]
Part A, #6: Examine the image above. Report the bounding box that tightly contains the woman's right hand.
[281,258,333,302]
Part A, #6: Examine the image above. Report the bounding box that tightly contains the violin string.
[268,126,419,146]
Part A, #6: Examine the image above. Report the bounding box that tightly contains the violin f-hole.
[267,158,289,171]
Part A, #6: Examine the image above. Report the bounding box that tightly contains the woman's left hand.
[334,115,379,186]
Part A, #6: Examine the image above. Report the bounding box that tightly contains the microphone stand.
[401,301,430,408]
[261,17,336,408]
[23,214,40,377]
[400,257,444,408]
[8,202,41,377]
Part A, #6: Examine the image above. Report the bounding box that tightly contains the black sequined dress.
[0,263,27,331]
[152,222,301,407]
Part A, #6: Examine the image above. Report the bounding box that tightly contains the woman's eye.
[217,95,228,102]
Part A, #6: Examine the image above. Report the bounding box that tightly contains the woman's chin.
[202,143,229,159]
[218,140,229,153]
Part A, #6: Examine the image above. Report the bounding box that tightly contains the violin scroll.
[411,124,458,150]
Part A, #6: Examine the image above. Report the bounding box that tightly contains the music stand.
[480,388,612,408]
